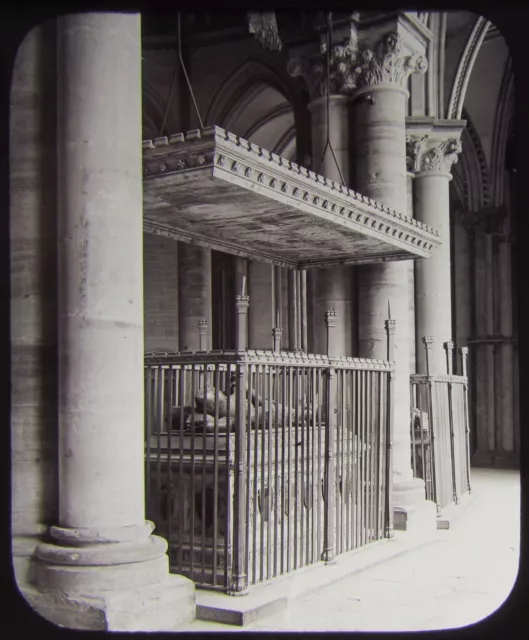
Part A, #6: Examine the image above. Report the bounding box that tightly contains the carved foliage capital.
[406,135,462,174]
[353,32,427,90]
[288,32,427,99]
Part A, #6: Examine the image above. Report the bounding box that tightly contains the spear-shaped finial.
[388,299,391,320]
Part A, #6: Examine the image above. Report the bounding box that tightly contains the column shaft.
[248,261,274,349]
[56,13,145,529]
[309,96,356,357]
[414,173,452,372]
[178,243,212,351]
[355,86,413,484]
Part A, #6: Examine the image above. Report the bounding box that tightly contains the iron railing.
[410,339,471,513]
[144,299,395,594]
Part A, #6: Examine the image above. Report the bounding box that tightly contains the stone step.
[186,531,439,627]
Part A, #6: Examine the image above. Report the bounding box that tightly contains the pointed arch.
[454,108,490,212]
[490,56,514,207]
[142,81,179,140]
[447,15,490,119]
[205,57,310,164]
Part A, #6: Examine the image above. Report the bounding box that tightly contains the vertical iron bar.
[385,319,396,539]
[212,365,220,587]
[311,368,318,562]
[444,341,458,505]
[190,366,196,580]
[267,366,273,579]
[228,362,248,594]
[316,368,322,561]
[293,367,299,570]
[273,365,280,577]
[245,365,253,585]
[361,370,367,546]
[281,366,287,575]
[145,366,153,531]
[461,347,472,494]
[423,337,439,513]
[178,367,185,574]
[322,365,336,564]
[376,371,383,539]
[354,370,360,548]
[287,366,293,574]
[252,366,259,584]
[167,366,174,575]
[259,368,266,582]
[201,367,207,583]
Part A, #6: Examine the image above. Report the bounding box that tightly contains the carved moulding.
[143,127,440,270]
[406,118,466,176]
[287,31,427,100]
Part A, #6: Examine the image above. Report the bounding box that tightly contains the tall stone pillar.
[288,65,356,357]
[406,121,464,372]
[178,243,212,351]
[248,261,274,349]
[351,32,436,531]
[21,14,194,631]
[10,21,59,585]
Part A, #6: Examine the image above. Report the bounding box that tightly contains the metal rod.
[461,347,472,493]
[444,341,459,505]
[422,336,440,513]
[177,13,205,130]
[212,366,220,586]
[228,363,248,594]
[322,366,336,563]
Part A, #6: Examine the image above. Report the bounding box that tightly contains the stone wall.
[143,233,179,352]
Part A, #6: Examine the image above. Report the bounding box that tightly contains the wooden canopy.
[143,127,440,269]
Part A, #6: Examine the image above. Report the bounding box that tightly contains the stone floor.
[183,468,520,632]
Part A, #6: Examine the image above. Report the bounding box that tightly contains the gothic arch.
[490,56,514,207]
[454,107,490,212]
[205,57,310,163]
[447,15,490,119]
[142,81,179,140]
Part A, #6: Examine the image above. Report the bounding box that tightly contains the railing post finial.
[443,340,454,375]
[422,336,434,376]
[385,317,396,361]
[324,307,338,357]
[460,346,469,378]
[272,326,283,353]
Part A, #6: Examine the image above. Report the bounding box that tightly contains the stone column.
[178,243,212,351]
[351,32,436,531]
[248,261,274,350]
[23,14,194,631]
[406,122,464,372]
[10,21,59,585]
[288,63,356,357]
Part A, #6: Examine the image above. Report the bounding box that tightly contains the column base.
[20,574,195,631]
[393,477,437,534]
[16,527,196,631]
[13,533,45,584]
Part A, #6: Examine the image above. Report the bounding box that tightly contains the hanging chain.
[316,12,347,187]
[160,13,205,137]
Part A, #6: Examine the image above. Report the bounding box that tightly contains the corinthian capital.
[406,135,462,174]
[287,39,358,100]
[288,31,426,100]
[352,32,427,90]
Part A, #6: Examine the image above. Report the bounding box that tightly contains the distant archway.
[205,57,309,163]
